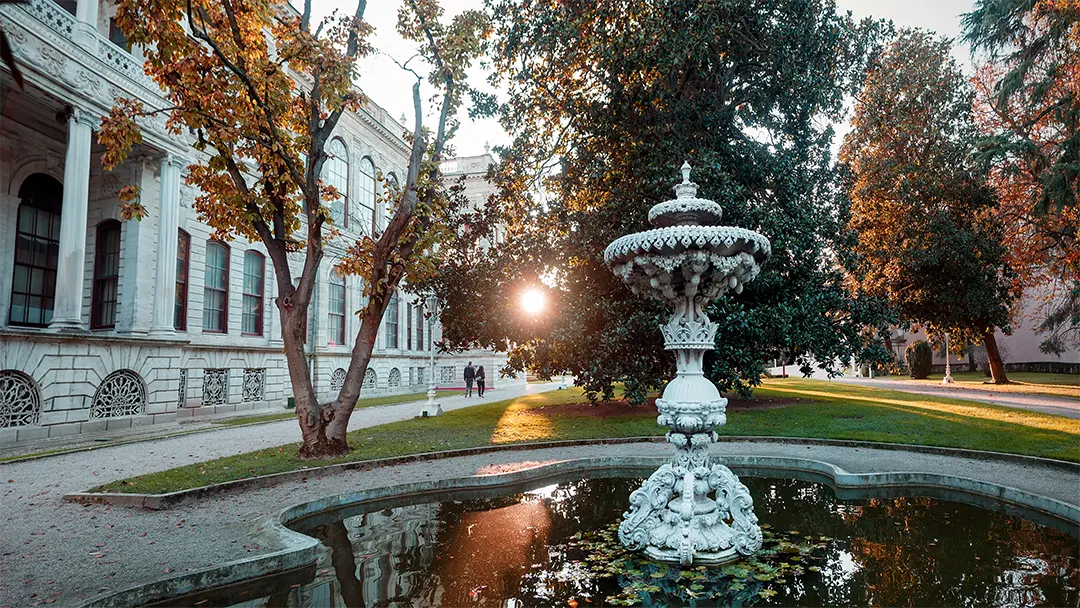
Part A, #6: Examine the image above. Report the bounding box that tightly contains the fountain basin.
[77,442,1079,608]
[154,465,1078,607]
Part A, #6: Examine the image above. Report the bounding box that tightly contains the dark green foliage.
[905,340,933,379]
[424,0,895,402]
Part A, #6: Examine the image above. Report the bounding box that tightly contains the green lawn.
[93,378,1080,495]
[211,390,457,427]
[891,371,1079,399]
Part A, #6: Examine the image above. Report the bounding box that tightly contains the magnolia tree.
[99,0,489,458]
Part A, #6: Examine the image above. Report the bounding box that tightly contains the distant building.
[891,285,1079,374]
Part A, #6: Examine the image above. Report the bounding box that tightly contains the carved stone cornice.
[0,0,190,153]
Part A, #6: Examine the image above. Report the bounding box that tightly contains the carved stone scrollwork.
[660,320,717,350]
[177,369,187,407]
[242,368,265,402]
[609,162,770,566]
[202,369,228,406]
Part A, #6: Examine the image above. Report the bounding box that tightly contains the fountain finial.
[673,161,700,201]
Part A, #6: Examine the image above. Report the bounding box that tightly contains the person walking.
[463,361,475,397]
[476,365,486,398]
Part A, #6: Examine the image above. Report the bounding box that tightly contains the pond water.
[166,472,1078,607]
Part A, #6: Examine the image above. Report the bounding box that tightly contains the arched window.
[383,291,399,349]
[203,241,229,332]
[324,138,349,227]
[174,230,190,331]
[358,157,376,233]
[241,250,264,336]
[91,220,122,329]
[9,174,62,327]
[328,270,345,345]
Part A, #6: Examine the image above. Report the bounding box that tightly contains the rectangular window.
[329,273,345,345]
[406,304,413,350]
[10,201,60,327]
[174,230,190,330]
[417,305,424,351]
[108,18,130,50]
[91,222,121,329]
[203,241,229,332]
[384,292,399,348]
[55,0,77,15]
[241,252,264,336]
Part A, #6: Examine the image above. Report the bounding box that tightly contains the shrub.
[905,340,933,379]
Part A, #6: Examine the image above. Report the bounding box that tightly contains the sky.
[318,0,981,159]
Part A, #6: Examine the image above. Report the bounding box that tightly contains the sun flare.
[521,288,546,315]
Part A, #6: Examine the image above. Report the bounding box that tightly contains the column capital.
[163,154,189,170]
[62,106,99,129]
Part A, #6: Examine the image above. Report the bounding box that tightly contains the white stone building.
[0,0,516,444]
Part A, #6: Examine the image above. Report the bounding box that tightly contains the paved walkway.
[2,431,1078,607]
[0,381,561,607]
[835,377,1080,419]
[0,383,554,460]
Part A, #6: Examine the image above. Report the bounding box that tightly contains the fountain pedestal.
[605,162,771,566]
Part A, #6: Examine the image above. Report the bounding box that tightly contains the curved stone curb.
[80,453,1079,608]
[63,435,1080,509]
[81,511,320,608]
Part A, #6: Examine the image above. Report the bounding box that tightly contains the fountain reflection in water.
[209,476,1078,608]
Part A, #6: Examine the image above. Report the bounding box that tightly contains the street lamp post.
[420,295,443,417]
[942,333,955,384]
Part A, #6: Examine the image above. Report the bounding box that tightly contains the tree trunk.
[981,329,1011,384]
[323,521,363,606]
[279,300,350,459]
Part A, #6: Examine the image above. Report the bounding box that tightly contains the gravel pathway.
[835,377,1080,419]
[0,382,560,608]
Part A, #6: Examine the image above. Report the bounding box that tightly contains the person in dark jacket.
[463,362,475,397]
[476,365,486,397]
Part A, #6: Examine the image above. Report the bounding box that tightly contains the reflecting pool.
[174,473,1078,607]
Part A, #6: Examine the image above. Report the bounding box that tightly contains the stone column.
[149,154,184,338]
[74,0,100,47]
[48,107,95,332]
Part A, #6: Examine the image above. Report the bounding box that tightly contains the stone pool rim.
[78,439,1080,608]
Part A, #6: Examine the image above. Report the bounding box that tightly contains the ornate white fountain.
[604,162,771,566]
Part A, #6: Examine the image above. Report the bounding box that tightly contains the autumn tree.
[99,0,489,457]
[421,0,895,402]
[963,0,1080,355]
[841,30,1019,384]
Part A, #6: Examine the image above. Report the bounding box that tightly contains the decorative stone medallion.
[0,370,42,428]
[90,370,146,419]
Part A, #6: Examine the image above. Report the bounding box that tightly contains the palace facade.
[0,0,514,445]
